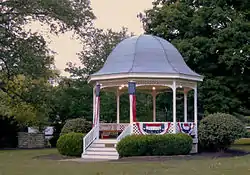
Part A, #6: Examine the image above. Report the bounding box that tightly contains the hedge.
[116,133,193,157]
[198,113,246,151]
[56,132,84,157]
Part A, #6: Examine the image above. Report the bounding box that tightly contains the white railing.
[117,124,132,142]
[83,124,99,154]
[99,123,129,131]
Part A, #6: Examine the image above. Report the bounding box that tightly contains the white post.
[152,90,156,122]
[92,86,96,126]
[128,81,136,124]
[194,85,198,138]
[116,90,120,124]
[184,89,188,122]
[173,81,177,133]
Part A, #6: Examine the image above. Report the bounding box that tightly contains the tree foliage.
[140,0,250,117]
[0,0,95,123]
[66,27,133,78]
[49,79,93,123]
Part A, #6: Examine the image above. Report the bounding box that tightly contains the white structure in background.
[28,126,54,139]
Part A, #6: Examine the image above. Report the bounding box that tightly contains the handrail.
[83,124,99,154]
[117,124,132,142]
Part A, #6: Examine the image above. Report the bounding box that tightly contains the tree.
[0,0,95,123]
[66,27,133,78]
[140,0,250,118]
[49,78,93,123]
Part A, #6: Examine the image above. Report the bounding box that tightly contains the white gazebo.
[82,35,203,160]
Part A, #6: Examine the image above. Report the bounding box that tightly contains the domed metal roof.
[90,34,202,82]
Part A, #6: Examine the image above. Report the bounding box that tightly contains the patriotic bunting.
[135,122,171,135]
[177,122,195,135]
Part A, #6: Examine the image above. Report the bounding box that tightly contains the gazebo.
[82,35,203,160]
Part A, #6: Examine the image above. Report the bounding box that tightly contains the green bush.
[56,132,84,157]
[198,113,246,151]
[61,118,91,135]
[116,133,193,157]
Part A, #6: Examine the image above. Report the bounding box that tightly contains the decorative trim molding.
[88,72,203,84]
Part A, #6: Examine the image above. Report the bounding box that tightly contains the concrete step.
[81,154,119,160]
[91,143,116,148]
[94,139,117,144]
[87,147,117,152]
[85,151,118,156]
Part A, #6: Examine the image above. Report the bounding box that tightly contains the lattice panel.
[132,123,141,135]
[167,123,174,134]
[118,123,129,131]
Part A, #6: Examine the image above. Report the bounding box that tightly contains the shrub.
[56,132,84,157]
[116,133,193,157]
[198,113,246,151]
[61,118,91,135]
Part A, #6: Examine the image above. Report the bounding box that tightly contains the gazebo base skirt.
[82,122,198,161]
[99,122,197,136]
[99,122,198,154]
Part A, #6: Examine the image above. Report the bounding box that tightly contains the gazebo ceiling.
[88,34,203,84]
[101,84,190,94]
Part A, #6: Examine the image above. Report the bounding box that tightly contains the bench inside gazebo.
[82,34,203,160]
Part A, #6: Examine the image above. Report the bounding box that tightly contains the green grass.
[231,138,250,152]
[0,140,250,175]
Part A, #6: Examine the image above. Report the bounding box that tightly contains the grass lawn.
[0,139,250,175]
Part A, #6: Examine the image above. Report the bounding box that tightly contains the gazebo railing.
[83,124,99,154]
[117,124,132,142]
[99,123,129,132]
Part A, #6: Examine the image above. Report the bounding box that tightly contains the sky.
[47,0,153,76]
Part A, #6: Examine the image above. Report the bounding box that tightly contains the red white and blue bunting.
[93,84,100,127]
[135,122,171,135]
[177,122,195,135]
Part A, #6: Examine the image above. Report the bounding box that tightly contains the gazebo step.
[81,154,119,160]
[94,139,117,144]
[85,150,118,156]
[82,139,119,160]
[90,139,117,148]
[87,147,117,152]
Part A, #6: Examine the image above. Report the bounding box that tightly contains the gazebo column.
[152,88,156,122]
[92,86,96,126]
[116,90,120,124]
[128,81,136,124]
[184,89,188,122]
[93,84,101,128]
[194,85,198,138]
[172,81,177,133]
